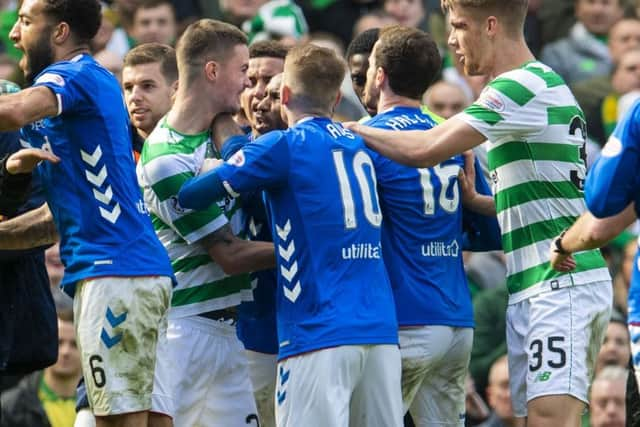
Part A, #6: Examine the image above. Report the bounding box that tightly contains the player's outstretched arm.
[0,86,58,131]
[0,203,58,250]
[200,224,276,275]
[178,167,227,211]
[5,148,60,175]
[549,203,637,271]
[344,116,486,168]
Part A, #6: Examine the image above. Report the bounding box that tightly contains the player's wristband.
[553,230,570,255]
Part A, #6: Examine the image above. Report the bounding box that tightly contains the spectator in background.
[596,311,632,374]
[243,0,308,46]
[600,48,640,139]
[219,0,266,27]
[590,366,627,427]
[423,80,470,120]
[130,0,177,46]
[540,0,624,85]
[477,355,519,427]
[383,0,425,29]
[352,9,397,38]
[1,308,82,427]
[572,17,640,146]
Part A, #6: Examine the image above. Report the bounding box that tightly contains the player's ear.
[332,90,342,112]
[375,66,385,89]
[281,84,291,106]
[486,16,498,37]
[52,22,71,45]
[204,61,218,82]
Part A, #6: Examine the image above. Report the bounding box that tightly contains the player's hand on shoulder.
[6,148,60,174]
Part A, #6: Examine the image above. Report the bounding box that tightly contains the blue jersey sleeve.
[33,65,85,115]
[179,130,289,210]
[585,101,640,218]
[216,130,290,196]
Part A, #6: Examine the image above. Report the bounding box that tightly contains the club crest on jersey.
[35,73,65,87]
[601,136,623,158]
[476,87,505,112]
[227,149,245,167]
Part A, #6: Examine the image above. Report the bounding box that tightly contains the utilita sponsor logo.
[421,240,460,257]
[341,243,381,260]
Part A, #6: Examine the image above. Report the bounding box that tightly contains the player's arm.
[549,203,637,271]
[0,86,58,131]
[211,113,247,157]
[0,203,58,250]
[199,224,276,275]
[345,116,486,168]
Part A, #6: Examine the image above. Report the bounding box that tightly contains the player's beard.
[23,33,54,85]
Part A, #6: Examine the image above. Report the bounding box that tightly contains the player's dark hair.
[249,40,289,60]
[124,43,178,84]
[346,28,380,60]
[375,26,441,100]
[41,0,102,43]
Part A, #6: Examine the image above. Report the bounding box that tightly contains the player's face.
[254,74,286,135]
[217,44,251,113]
[10,0,54,84]
[447,7,490,76]
[122,62,175,137]
[362,43,381,114]
[245,56,284,130]
[349,53,377,116]
[590,379,626,427]
[132,5,176,46]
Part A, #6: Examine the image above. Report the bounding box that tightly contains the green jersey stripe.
[172,274,253,306]
[502,216,577,253]
[173,208,225,240]
[152,172,193,202]
[495,180,582,213]
[506,250,607,294]
[490,78,535,106]
[465,104,504,126]
[171,254,211,273]
[547,106,585,125]
[523,65,564,88]
[151,213,172,231]
[488,141,581,170]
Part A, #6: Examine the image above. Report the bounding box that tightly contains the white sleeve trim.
[222,180,240,198]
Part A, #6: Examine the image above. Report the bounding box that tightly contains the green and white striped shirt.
[459,61,610,303]
[136,117,253,318]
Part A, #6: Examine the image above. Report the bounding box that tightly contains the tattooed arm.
[0,203,59,250]
[201,223,276,274]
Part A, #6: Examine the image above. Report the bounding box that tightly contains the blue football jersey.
[20,54,174,296]
[212,117,398,359]
[585,100,640,323]
[221,133,279,354]
[365,106,473,327]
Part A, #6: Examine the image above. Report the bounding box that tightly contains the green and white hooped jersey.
[136,117,253,318]
[459,61,610,304]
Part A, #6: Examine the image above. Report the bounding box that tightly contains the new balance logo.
[535,371,551,382]
[81,145,121,224]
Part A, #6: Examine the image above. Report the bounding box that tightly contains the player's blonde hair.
[441,0,528,37]
[282,43,346,115]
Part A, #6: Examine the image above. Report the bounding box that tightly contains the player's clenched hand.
[549,243,577,272]
[200,158,223,174]
[459,150,477,206]
[342,121,360,133]
[6,148,60,174]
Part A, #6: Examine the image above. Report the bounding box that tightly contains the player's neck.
[56,44,90,63]
[377,92,421,113]
[489,39,535,79]
[168,89,217,134]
